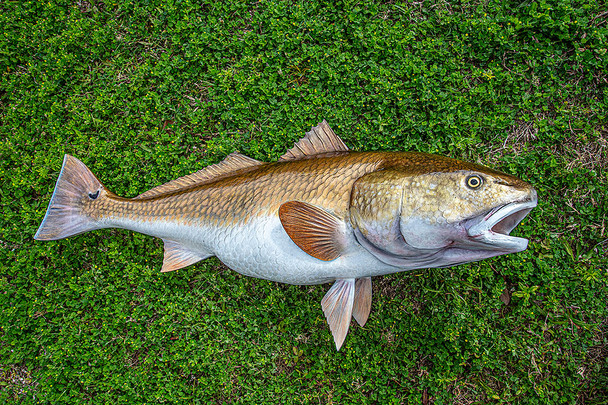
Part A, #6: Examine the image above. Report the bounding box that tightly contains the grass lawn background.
[1,0,606,403]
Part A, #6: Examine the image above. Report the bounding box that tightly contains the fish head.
[399,168,537,256]
[350,153,537,269]
[390,153,539,269]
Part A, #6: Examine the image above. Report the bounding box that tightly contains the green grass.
[1,0,607,403]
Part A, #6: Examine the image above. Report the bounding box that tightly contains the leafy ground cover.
[1,0,606,403]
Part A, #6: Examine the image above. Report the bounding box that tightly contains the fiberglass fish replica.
[35,121,537,350]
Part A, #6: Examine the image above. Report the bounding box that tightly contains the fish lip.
[466,196,537,252]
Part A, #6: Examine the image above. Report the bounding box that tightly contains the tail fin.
[34,155,106,241]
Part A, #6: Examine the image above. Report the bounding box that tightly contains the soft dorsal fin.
[134,152,262,199]
[321,279,356,350]
[279,201,346,261]
[160,239,212,272]
[279,120,349,161]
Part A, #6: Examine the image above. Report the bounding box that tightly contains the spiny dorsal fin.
[279,201,346,261]
[279,120,349,161]
[352,277,372,327]
[134,152,262,199]
[321,279,356,351]
[161,239,212,272]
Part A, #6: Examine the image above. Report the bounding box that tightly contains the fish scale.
[88,154,380,228]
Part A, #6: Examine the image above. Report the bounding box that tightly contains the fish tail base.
[35,155,106,241]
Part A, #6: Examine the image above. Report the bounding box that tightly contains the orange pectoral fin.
[278,201,346,261]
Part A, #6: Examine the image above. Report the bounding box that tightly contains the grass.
[1,0,607,403]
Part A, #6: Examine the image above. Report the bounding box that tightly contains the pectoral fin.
[161,239,212,272]
[321,279,355,350]
[279,201,346,261]
[352,277,372,327]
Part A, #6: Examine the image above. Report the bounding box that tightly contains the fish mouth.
[466,193,537,253]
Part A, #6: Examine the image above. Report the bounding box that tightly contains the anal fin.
[352,277,372,327]
[161,239,212,272]
[321,279,355,350]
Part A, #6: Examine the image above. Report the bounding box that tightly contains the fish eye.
[466,175,483,189]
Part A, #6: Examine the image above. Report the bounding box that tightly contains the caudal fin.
[35,155,106,241]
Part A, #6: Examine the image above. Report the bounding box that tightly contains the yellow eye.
[466,175,483,189]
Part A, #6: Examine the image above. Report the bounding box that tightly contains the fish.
[35,120,537,350]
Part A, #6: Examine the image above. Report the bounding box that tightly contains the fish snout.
[465,193,537,253]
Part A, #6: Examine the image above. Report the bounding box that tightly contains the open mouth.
[467,196,538,252]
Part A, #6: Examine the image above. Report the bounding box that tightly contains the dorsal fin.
[134,152,262,199]
[279,120,349,161]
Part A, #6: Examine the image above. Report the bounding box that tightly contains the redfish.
[35,121,537,349]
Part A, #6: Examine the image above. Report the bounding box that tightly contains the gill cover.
[349,169,431,267]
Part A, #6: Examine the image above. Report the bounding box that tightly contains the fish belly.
[105,208,401,284]
[201,215,401,285]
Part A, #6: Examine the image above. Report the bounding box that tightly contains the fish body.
[35,121,537,349]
